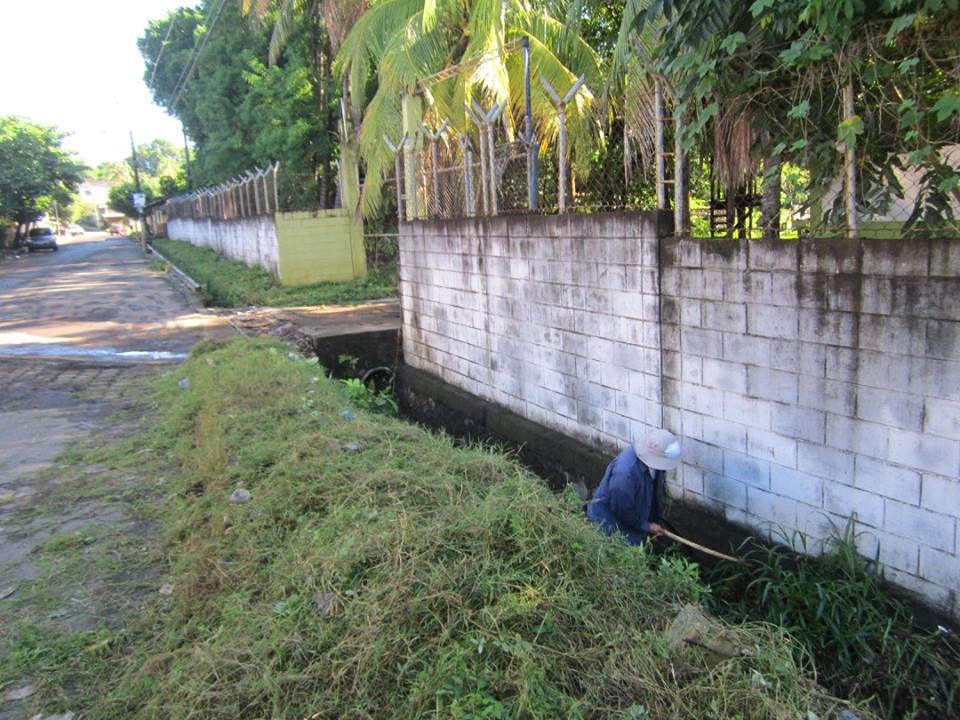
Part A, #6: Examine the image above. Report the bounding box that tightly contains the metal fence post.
[401,93,423,221]
[424,119,449,218]
[673,113,688,236]
[250,172,262,215]
[460,135,475,217]
[558,103,567,213]
[466,104,489,215]
[468,100,505,216]
[842,82,858,238]
[522,36,538,210]
[431,131,440,216]
[541,76,586,214]
[272,162,280,213]
[261,170,270,214]
[654,79,668,210]
[383,134,405,224]
[486,121,498,216]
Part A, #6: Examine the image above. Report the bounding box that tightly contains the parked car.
[108,224,126,236]
[68,224,85,235]
[27,227,58,252]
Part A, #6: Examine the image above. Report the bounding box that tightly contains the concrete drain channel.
[311,333,747,572]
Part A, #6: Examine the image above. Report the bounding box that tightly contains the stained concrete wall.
[399,215,960,618]
[400,214,669,450]
[167,209,366,286]
[661,238,960,613]
[167,216,280,278]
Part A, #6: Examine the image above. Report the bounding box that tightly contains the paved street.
[0,233,227,361]
[0,232,231,484]
[0,233,232,718]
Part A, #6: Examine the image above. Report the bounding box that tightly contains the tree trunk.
[760,154,782,240]
[318,46,332,209]
[309,5,330,210]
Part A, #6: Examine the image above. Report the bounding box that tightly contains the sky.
[0,0,191,169]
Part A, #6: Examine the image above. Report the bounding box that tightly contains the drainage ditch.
[308,331,956,607]
[308,330,774,567]
[310,329,959,720]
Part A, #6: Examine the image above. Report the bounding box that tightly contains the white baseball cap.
[634,428,682,470]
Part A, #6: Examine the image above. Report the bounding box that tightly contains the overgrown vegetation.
[707,525,960,720]
[6,338,868,719]
[151,238,395,307]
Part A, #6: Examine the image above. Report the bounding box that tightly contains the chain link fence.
[383,24,958,240]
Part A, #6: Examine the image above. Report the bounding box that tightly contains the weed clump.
[94,339,866,718]
[708,527,960,719]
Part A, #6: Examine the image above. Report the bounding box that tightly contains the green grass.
[706,525,960,720]
[151,238,396,307]
[4,337,870,719]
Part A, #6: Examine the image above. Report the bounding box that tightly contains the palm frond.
[357,90,404,217]
[378,11,454,95]
[323,0,368,52]
[268,0,307,65]
[335,0,423,116]
[623,61,658,181]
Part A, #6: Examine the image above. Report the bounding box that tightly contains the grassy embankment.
[1,338,870,719]
[151,238,395,307]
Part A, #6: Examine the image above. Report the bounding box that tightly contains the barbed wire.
[385,18,960,240]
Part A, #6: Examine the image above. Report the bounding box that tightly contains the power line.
[168,13,206,104]
[171,0,229,111]
[148,14,178,88]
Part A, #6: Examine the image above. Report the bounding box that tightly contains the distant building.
[78,180,114,228]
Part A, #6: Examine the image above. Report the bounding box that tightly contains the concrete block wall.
[399,217,960,618]
[167,216,279,278]
[400,213,666,452]
[166,209,367,286]
[662,238,960,614]
[274,210,366,285]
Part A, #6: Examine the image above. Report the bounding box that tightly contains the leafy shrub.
[341,376,398,413]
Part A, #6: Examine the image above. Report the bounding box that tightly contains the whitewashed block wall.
[399,216,960,619]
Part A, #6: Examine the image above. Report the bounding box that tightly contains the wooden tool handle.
[659,528,741,563]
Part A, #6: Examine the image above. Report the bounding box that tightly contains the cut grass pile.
[151,238,395,307]
[73,338,866,719]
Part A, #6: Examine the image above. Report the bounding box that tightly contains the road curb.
[147,245,202,292]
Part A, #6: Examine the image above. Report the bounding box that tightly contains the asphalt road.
[0,234,233,720]
[0,232,230,361]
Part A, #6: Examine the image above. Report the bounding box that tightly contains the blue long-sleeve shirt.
[587,445,665,545]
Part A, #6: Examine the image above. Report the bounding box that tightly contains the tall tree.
[140,1,342,209]
[246,0,368,211]
[0,116,85,244]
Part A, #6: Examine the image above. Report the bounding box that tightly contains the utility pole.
[183,126,193,190]
[130,131,142,195]
[129,131,147,252]
[51,199,61,235]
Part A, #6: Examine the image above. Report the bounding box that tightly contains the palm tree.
[334,0,604,218]
[243,0,368,207]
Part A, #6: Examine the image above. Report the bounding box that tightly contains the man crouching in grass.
[587,429,682,545]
